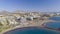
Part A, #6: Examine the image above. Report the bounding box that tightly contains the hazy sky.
[0,0,60,12]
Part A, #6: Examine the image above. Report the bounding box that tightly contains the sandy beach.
[1,20,55,34]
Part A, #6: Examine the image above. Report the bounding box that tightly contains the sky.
[0,0,60,12]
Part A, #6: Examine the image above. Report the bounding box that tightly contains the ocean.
[4,27,60,34]
[49,16,60,21]
[44,22,60,29]
[4,16,60,34]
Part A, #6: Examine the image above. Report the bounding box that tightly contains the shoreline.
[2,25,60,34]
[1,25,40,34]
[1,20,60,34]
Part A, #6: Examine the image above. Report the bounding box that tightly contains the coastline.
[2,25,60,34]
[1,20,59,34]
[1,25,40,34]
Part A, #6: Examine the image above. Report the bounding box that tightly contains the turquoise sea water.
[4,27,60,34]
[44,16,60,29]
[47,16,60,28]
[49,16,60,21]
[4,16,60,34]
[45,22,60,29]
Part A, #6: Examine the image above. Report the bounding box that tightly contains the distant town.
[0,10,60,34]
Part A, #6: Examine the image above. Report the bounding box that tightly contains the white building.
[26,16,34,21]
[56,13,60,15]
[6,15,18,25]
[20,17,26,23]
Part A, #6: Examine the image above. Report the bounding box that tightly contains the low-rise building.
[0,15,7,26]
